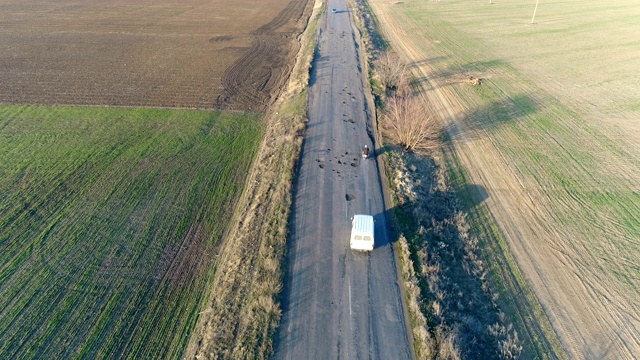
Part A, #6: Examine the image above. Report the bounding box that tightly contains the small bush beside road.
[381,94,440,154]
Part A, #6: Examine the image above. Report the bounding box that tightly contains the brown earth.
[0,0,309,110]
[368,0,640,359]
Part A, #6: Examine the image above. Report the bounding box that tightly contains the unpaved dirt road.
[273,0,412,358]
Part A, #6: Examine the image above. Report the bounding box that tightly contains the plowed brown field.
[0,0,311,110]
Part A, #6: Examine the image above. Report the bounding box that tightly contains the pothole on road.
[346,193,355,201]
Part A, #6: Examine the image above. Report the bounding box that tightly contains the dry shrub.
[375,51,407,92]
[382,95,440,154]
[501,332,523,360]
[398,235,436,359]
[438,329,462,360]
[386,150,525,358]
[489,323,523,359]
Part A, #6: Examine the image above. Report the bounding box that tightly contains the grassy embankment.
[0,105,263,359]
[183,1,321,359]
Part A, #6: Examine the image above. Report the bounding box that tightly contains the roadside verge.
[183,1,322,358]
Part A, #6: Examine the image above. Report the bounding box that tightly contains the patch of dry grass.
[398,234,436,359]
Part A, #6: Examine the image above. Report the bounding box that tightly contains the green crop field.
[0,105,263,358]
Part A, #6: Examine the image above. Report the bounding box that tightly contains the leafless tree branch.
[381,95,440,154]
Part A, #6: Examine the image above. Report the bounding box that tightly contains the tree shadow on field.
[404,58,539,142]
[458,183,489,210]
[409,56,448,68]
[445,93,538,141]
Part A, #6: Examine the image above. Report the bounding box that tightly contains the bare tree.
[381,95,440,153]
[375,51,407,93]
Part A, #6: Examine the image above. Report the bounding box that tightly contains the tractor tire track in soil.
[216,0,312,111]
[0,0,309,109]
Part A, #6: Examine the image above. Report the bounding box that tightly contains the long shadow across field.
[445,93,538,141]
[407,57,539,141]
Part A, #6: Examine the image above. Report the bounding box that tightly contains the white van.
[350,214,374,251]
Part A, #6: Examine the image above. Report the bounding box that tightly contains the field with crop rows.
[0,0,310,111]
[368,0,640,358]
[0,105,263,358]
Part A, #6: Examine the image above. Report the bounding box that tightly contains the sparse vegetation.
[387,150,523,359]
[184,1,319,358]
[355,0,524,358]
[0,105,264,359]
[398,235,435,359]
[381,94,440,154]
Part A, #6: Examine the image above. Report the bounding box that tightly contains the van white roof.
[352,214,374,234]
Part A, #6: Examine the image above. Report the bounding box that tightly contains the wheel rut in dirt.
[216,0,313,111]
